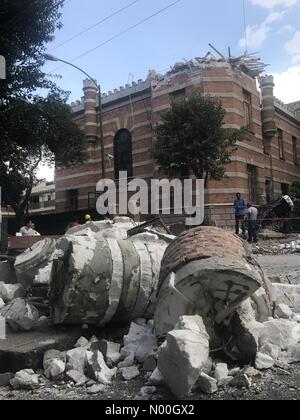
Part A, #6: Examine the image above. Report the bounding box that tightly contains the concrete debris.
[120,366,140,381]
[121,321,157,364]
[155,227,268,336]
[14,238,56,289]
[146,368,164,386]
[0,282,25,303]
[45,359,65,379]
[47,219,168,327]
[273,284,300,313]
[0,298,39,332]
[259,319,300,351]
[43,349,65,371]
[10,369,40,390]
[197,373,218,394]
[66,369,88,385]
[157,315,209,399]
[218,376,234,387]
[275,303,293,320]
[86,350,117,385]
[75,337,89,348]
[66,347,87,373]
[255,353,276,370]
[118,354,135,368]
[98,340,121,363]
[0,298,4,310]
[87,384,106,394]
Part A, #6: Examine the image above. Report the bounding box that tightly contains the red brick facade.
[55,57,300,227]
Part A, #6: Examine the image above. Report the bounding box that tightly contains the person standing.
[246,203,258,243]
[233,193,246,235]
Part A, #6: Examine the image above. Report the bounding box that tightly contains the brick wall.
[55,58,300,224]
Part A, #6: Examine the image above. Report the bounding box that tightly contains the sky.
[40,0,300,180]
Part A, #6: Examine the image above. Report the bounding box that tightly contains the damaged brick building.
[54,54,300,227]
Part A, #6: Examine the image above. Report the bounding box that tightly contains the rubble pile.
[254,234,300,255]
[1,223,300,400]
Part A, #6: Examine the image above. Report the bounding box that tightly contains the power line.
[243,0,248,53]
[50,0,142,52]
[48,0,183,73]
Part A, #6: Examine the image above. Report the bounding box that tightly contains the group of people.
[234,193,258,243]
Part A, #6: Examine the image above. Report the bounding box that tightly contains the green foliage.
[291,181,300,199]
[0,0,65,101]
[0,1,86,222]
[0,95,85,219]
[152,95,247,185]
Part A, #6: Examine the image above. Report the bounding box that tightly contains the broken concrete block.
[156,227,267,333]
[75,337,89,348]
[0,282,25,303]
[0,298,39,332]
[45,359,65,379]
[14,238,56,289]
[86,350,117,385]
[120,366,140,381]
[260,319,300,351]
[99,339,121,361]
[10,369,40,390]
[87,383,106,394]
[275,303,293,320]
[214,363,229,382]
[273,284,300,313]
[255,353,275,370]
[197,373,218,394]
[66,369,88,385]
[43,349,65,371]
[259,341,281,360]
[227,299,265,363]
[121,321,158,364]
[118,354,135,368]
[0,298,4,310]
[49,229,168,327]
[107,352,122,367]
[66,347,87,373]
[157,316,209,399]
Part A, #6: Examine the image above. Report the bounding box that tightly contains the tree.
[152,95,246,185]
[0,95,86,223]
[0,0,65,101]
[0,1,87,225]
[291,181,300,199]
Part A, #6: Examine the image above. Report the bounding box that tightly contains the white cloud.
[239,24,271,49]
[277,24,294,34]
[250,0,299,9]
[273,63,300,102]
[239,10,285,49]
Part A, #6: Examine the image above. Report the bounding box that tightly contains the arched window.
[114,129,133,179]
